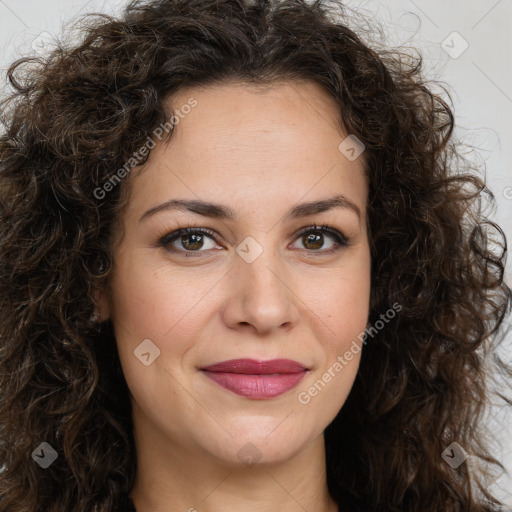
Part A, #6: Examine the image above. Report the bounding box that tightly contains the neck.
[129,409,338,512]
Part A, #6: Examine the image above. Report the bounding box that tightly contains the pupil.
[305,232,322,249]
[183,234,203,250]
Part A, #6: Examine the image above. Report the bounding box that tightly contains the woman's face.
[99,80,371,467]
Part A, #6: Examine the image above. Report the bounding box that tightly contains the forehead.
[167,79,347,147]
[125,80,367,221]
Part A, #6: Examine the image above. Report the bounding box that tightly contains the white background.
[0,0,511,507]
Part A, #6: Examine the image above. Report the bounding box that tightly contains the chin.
[200,425,312,469]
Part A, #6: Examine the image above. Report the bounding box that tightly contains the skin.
[96,80,371,512]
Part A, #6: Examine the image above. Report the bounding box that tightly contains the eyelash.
[157,222,350,257]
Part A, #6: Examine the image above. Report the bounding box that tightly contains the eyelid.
[157,222,349,255]
[294,222,348,244]
[158,226,219,249]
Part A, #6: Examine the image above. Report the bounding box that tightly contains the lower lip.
[201,371,307,399]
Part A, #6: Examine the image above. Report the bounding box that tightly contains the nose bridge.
[242,244,284,293]
[239,237,287,301]
[225,235,300,332]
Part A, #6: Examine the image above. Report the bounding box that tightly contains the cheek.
[109,250,202,338]
[331,276,370,351]
[107,256,193,412]
[107,250,220,389]
[300,253,370,413]
[317,252,371,349]
[297,282,367,433]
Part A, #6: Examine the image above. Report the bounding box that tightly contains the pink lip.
[200,358,309,399]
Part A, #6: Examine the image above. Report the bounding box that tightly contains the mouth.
[200,358,309,399]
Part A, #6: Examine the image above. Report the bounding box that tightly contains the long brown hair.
[1,1,511,510]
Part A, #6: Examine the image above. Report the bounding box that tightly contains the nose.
[221,244,301,336]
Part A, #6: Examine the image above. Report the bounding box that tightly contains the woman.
[0,0,510,511]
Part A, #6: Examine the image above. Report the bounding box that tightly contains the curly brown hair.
[1,0,511,511]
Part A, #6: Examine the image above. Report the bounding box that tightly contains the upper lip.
[200,358,308,374]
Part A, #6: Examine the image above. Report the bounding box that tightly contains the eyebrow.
[139,194,361,223]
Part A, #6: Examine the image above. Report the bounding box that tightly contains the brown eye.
[179,232,207,251]
[302,231,324,250]
[158,223,349,257]
[159,227,220,253]
[292,223,349,254]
